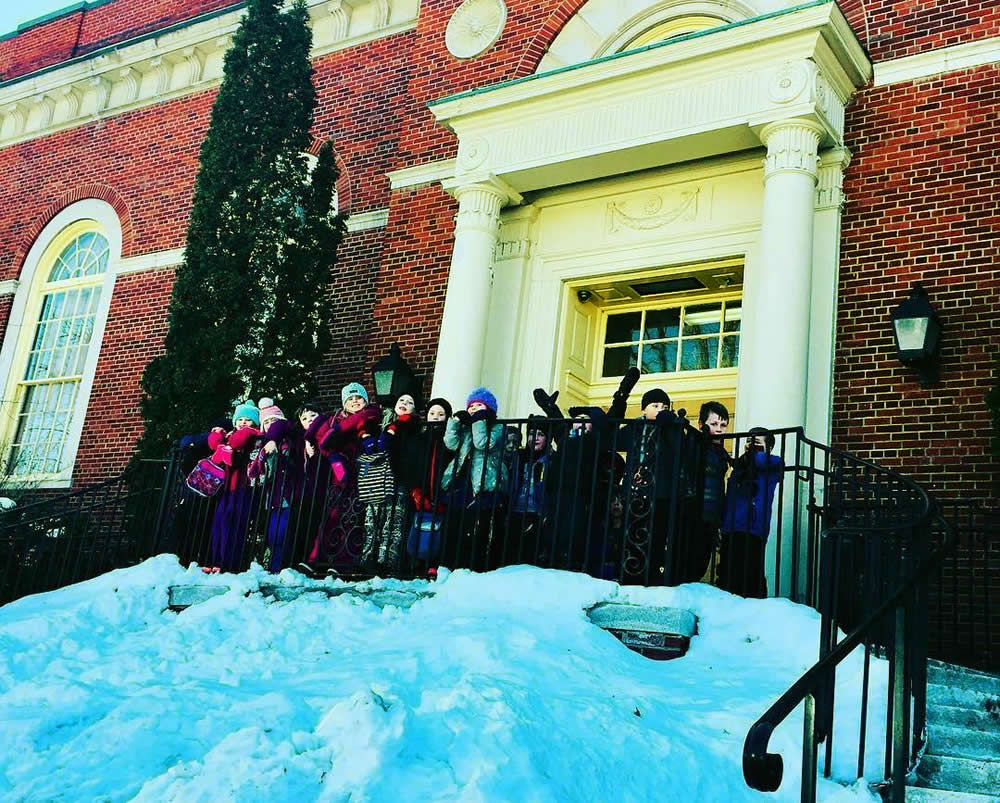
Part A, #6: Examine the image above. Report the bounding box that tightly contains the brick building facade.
[0,0,996,503]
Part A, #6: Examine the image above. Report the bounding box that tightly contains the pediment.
[430,0,870,195]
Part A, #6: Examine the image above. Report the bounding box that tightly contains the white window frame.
[0,200,122,488]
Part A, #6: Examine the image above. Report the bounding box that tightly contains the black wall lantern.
[890,283,942,385]
[372,343,418,406]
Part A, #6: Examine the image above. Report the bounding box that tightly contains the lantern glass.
[373,368,394,398]
[894,316,929,353]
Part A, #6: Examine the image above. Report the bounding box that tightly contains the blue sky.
[0,0,81,38]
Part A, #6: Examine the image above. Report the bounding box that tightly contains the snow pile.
[0,557,885,801]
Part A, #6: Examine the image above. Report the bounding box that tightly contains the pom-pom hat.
[258,397,286,427]
[465,386,498,415]
[232,400,260,427]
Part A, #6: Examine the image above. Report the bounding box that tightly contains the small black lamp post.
[890,283,942,385]
[372,343,417,406]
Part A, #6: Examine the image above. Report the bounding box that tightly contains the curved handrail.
[743,508,952,794]
[795,429,934,534]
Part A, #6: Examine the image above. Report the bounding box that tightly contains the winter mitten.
[532,388,561,418]
[212,444,234,466]
[361,435,378,455]
[329,455,349,484]
[615,367,640,400]
[454,410,472,426]
[376,432,392,452]
[469,409,491,423]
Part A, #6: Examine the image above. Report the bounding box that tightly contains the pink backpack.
[185,457,227,498]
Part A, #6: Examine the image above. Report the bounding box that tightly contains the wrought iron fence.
[156,418,821,586]
[927,498,999,672]
[742,430,941,803]
[0,460,169,605]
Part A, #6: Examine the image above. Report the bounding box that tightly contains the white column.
[431,178,516,406]
[807,148,851,443]
[740,118,824,432]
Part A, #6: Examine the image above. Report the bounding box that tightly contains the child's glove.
[375,432,393,452]
[360,435,378,455]
[470,409,491,423]
[454,410,472,426]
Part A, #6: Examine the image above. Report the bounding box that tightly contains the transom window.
[6,229,110,476]
[601,299,741,377]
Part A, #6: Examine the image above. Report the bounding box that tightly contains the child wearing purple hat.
[440,386,509,571]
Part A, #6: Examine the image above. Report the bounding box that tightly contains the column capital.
[442,174,522,237]
[759,118,825,181]
[816,147,852,210]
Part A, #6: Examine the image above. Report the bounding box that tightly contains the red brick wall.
[838,0,1000,62]
[74,269,173,485]
[834,62,1000,498]
[315,227,386,405]
[1,0,235,81]
[0,92,213,276]
[365,186,458,402]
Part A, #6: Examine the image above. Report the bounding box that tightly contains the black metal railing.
[742,429,943,803]
[152,418,825,587]
[0,460,169,604]
[927,498,999,672]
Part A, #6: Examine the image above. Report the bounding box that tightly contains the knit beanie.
[341,382,369,406]
[640,388,671,410]
[232,400,260,428]
[426,397,453,419]
[257,397,286,428]
[466,386,498,415]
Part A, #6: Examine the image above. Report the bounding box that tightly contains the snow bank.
[0,559,884,802]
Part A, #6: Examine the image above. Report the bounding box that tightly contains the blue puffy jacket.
[721,450,784,540]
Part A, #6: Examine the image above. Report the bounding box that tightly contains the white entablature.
[0,0,419,148]
[431,0,870,195]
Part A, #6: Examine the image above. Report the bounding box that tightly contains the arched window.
[618,14,726,51]
[0,212,117,482]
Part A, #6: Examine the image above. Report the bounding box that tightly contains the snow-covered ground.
[0,557,886,802]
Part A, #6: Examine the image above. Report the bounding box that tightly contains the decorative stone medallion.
[768,61,809,104]
[445,0,507,60]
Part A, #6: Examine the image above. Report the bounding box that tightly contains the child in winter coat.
[400,397,454,575]
[532,368,637,577]
[359,391,420,573]
[441,387,508,571]
[505,417,552,566]
[204,401,261,573]
[247,398,298,572]
[718,427,784,598]
[303,382,381,572]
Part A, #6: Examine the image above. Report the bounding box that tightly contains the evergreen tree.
[138,0,344,456]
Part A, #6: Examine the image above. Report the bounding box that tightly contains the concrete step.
[927,682,1000,713]
[916,754,1000,797]
[928,723,1000,762]
[927,703,1000,734]
[904,787,1000,802]
[929,662,1000,698]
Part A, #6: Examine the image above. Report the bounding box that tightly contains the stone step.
[928,662,1000,697]
[928,724,1000,762]
[916,754,1000,797]
[904,786,1000,802]
[927,703,1000,734]
[927,682,1000,713]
